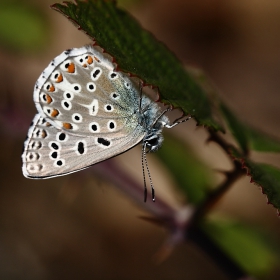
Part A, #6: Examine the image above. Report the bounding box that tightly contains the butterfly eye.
[87,82,96,92]
[145,135,164,152]
[147,137,158,146]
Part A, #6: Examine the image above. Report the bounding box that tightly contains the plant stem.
[192,160,245,220]
[185,130,248,279]
[193,130,246,218]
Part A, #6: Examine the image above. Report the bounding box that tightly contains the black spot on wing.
[97,138,110,147]
[77,142,85,154]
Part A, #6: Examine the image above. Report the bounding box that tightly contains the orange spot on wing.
[49,85,55,92]
[87,56,93,64]
[56,73,63,83]
[82,64,87,68]
[41,130,47,138]
[46,94,52,104]
[63,122,72,129]
[51,109,59,117]
[67,63,75,73]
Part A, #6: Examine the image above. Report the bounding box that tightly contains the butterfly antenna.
[142,143,148,202]
[143,142,155,202]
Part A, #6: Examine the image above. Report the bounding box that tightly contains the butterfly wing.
[22,45,148,178]
[22,114,145,178]
[33,45,139,137]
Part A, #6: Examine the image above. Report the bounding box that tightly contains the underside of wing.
[22,114,145,178]
[33,45,140,137]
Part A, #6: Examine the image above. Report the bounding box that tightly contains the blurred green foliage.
[202,217,280,278]
[0,0,49,52]
[157,132,213,205]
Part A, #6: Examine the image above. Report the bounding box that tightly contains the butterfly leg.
[151,106,173,127]
[165,115,192,129]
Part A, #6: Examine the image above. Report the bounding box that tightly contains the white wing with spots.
[22,114,145,178]
[33,45,140,137]
[22,45,167,179]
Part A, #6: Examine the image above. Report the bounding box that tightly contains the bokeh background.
[1,0,280,279]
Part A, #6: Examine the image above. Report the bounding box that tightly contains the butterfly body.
[22,45,169,179]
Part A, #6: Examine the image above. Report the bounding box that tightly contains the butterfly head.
[143,112,169,153]
[144,133,163,152]
[138,94,170,152]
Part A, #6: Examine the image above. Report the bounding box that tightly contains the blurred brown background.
[1,0,280,279]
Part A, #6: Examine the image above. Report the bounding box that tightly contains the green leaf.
[202,217,280,278]
[156,132,212,204]
[229,145,280,211]
[221,102,280,154]
[0,0,48,52]
[244,161,280,210]
[247,127,280,153]
[220,103,249,154]
[51,0,223,131]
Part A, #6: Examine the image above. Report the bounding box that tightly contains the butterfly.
[21,45,190,201]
